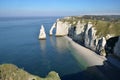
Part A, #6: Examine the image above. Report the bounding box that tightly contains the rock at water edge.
[39,25,46,40]
[50,23,56,36]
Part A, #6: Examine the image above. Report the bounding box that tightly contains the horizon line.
[0,14,120,18]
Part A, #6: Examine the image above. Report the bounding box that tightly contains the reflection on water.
[55,37,70,53]
[38,36,82,76]
[70,49,89,70]
[39,40,46,52]
[0,17,106,78]
[55,37,89,71]
[49,36,56,48]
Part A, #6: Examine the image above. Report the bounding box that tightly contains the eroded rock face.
[74,21,85,43]
[114,36,120,57]
[83,22,106,56]
[67,21,107,56]
[52,19,107,56]
[39,25,46,39]
[75,21,85,35]
[56,21,71,36]
[50,23,56,35]
[84,22,95,48]
[96,37,106,56]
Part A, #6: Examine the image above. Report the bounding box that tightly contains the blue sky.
[0,0,120,17]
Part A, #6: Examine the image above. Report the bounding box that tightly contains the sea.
[0,17,85,76]
[0,17,119,80]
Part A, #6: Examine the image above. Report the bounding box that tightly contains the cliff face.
[55,20,71,36]
[50,20,106,56]
[51,16,120,56]
[105,36,120,57]
[50,23,56,35]
[68,21,106,56]
[0,64,61,80]
[114,37,120,57]
[50,16,120,57]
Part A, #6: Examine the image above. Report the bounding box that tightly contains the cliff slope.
[0,64,61,80]
[50,15,120,57]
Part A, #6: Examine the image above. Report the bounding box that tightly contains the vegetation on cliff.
[0,64,61,80]
[59,15,120,38]
[58,15,120,57]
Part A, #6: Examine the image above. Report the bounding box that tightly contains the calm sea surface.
[0,17,119,80]
[0,17,88,77]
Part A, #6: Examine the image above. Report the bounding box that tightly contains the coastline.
[64,36,107,67]
[62,36,120,80]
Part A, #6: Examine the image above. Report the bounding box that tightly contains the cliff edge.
[50,15,120,58]
[0,64,61,80]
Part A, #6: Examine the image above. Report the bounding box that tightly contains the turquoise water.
[0,17,88,77]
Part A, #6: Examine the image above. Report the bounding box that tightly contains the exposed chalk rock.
[83,22,98,51]
[67,21,106,56]
[52,18,108,56]
[39,25,46,39]
[73,21,76,25]
[84,22,93,48]
[106,34,114,39]
[75,21,85,35]
[56,21,71,36]
[89,28,97,50]
[74,21,85,43]
[97,37,106,56]
[101,37,106,48]
[50,23,56,36]
[68,26,76,39]
[64,16,71,19]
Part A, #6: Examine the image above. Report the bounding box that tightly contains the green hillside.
[0,64,61,80]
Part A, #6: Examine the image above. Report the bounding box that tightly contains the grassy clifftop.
[93,20,120,37]
[0,64,61,80]
[59,15,120,38]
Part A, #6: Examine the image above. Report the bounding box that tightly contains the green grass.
[110,22,120,36]
[92,20,120,37]
[60,16,120,38]
[92,20,111,37]
[0,64,61,80]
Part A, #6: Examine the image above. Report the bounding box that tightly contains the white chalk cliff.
[50,18,107,56]
[55,20,71,36]
[67,21,106,55]
[50,19,71,36]
[96,37,106,56]
[50,23,56,35]
[84,22,94,48]
[39,25,46,39]
[51,15,120,59]
[74,21,85,42]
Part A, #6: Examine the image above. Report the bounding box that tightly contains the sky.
[0,0,120,17]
